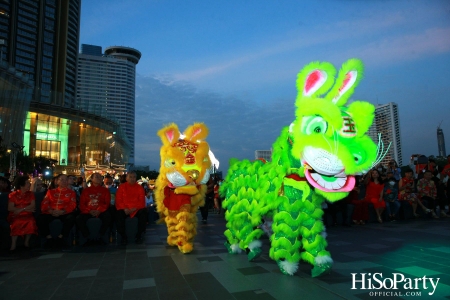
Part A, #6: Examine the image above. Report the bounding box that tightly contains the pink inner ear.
[166,129,174,143]
[304,70,322,95]
[192,127,202,138]
[339,73,352,92]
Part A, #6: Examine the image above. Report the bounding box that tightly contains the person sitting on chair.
[37,174,77,249]
[115,171,147,245]
[75,173,112,245]
[8,176,38,253]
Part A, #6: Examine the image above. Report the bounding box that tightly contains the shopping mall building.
[0,0,131,175]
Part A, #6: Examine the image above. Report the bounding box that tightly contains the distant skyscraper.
[0,0,81,107]
[255,150,272,162]
[77,45,141,164]
[368,102,403,166]
[437,126,446,157]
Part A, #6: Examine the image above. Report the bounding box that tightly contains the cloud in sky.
[170,6,447,85]
[79,0,450,170]
[135,75,295,170]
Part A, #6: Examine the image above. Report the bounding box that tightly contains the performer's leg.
[269,186,303,275]
[174,204,197,253]
[165,210,178,246]
[299,194,332,277]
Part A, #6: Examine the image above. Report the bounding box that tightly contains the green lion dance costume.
[220,58,379,277]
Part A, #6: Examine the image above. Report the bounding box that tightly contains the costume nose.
[187,170,200,180]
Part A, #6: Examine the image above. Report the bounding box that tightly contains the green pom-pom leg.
[300,216,333,277]
[224,229,241,254]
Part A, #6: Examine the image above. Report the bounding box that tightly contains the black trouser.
[108,205,117,233]
[37,212,77,238]
[116,208,148,239]
[424,195,449,211]
[75,211,112,238]
[200,195,214,220]
[422,196,437,210]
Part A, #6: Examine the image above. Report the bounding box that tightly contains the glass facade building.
[0,1,131,174]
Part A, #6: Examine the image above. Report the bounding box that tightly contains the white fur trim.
[230,243,243,254]
[166,171,188,187]
[248,240,262,251]
[200,169,210,184]
[279,260,299,275]
[314,255,333,265]
[208,150,220,170]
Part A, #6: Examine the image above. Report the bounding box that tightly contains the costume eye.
[350,148,365,166]
[164,158,176,167]
[302,116,328,135]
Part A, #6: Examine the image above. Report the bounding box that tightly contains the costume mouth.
[304,163,355,192]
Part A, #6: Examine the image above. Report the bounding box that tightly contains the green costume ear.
[325,58,364,107]
[296,61,336,99]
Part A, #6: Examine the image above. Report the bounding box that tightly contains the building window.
[36,140,60,161]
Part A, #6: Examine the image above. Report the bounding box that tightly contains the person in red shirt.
[364,169,385,223]
[417,170,440,218]
[8,176,38,252]
[75,173,111,245]
[37,174,77,248]
[115,171,147,245]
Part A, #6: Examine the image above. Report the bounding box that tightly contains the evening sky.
[80,0,450,171]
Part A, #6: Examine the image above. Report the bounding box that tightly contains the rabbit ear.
[326,58,364,106]
[184,123,209,142]
[296,61,336,98]
[157,123,180,146]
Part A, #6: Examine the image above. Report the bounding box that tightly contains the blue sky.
[80,0,450,171]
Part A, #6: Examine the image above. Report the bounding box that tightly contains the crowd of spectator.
[2,155,449,252]
[326,156,450,226]
[0,171,152,253]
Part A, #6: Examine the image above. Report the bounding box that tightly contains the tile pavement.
[0,212,449,300]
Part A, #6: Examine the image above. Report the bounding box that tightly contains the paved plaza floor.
[1,212,449,300]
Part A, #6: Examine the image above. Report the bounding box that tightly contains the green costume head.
[274,59,378,201]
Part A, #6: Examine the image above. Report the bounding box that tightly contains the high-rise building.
[255,150,272,162]
[0,0,80,107]
[437,126,446,157]
[368,102,403,166]
[77,44,141,164]
[0,1,131,175]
